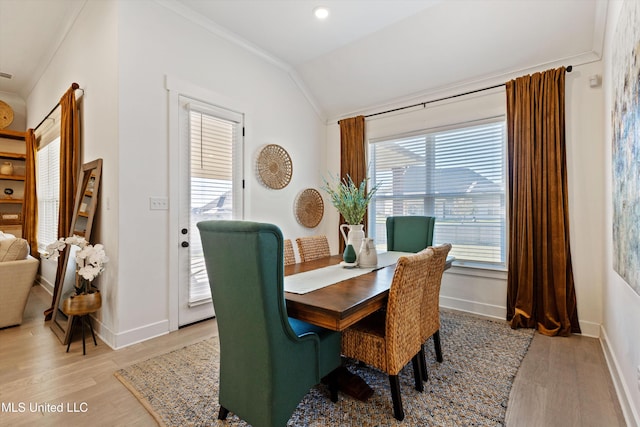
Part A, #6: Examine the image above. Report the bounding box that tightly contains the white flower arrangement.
[45,236,108,293]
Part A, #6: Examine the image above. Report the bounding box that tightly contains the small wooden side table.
[62,291,101,355]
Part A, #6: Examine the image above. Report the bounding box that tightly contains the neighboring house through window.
[368,119,506,267]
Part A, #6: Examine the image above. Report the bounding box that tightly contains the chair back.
[385,250,434,374]
[386,216,435,253]
[419,244,452,341]
[296,235,330,262]
[197,220,331,427]
[284,238,296,265]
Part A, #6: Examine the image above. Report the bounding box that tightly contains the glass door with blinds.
[368,119,506,267]
[178,96,243,326]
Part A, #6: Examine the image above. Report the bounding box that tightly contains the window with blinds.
[368,119,506,267]
[37,136,61,251]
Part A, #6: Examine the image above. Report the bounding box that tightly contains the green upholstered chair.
[197,220,341,427]
[386,216,436,253]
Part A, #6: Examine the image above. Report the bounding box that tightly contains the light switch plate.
[149,196,169,210]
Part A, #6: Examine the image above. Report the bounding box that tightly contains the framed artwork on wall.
[611,0,640,295]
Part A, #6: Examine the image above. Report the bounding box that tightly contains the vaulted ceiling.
[0,0,607,120]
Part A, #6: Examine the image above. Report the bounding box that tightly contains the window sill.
[446,261,507,280]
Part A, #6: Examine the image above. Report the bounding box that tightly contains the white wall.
[25,0,119,325]
[602,1,640,424]
[326,68,606,335]
[111,0,329,347]
[565,60,607,337]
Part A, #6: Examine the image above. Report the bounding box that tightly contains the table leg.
[330,365,374,401]
[88,316,97,346]
[81,315,86,355]
[65,316,75,353]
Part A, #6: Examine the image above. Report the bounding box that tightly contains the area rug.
[115,310,534,426]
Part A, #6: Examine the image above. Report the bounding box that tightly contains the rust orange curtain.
[506,67,580,336]
[58,83,81,240]
[21,129,38,258]
[46,84,81,320]
[339,115,367,250]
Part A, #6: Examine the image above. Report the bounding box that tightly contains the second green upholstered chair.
[197,220,341,427]
[386,216,436,253]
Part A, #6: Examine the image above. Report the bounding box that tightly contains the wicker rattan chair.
[341,250,433,421]
[284,239,296,266]
[418,243,452,382]
[296,235,330,262]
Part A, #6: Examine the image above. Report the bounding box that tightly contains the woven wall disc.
[295,188,324,228]
[0,100,14,129]
[256,144,292,189]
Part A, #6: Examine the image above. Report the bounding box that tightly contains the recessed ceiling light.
[314,6,329,20]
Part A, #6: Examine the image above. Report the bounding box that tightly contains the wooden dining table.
[284,253,453,331]
[284,252,453,401]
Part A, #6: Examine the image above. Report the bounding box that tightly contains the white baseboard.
[37,278,54,295]
[37,278,169,351]
[577,319,600,338]
[600,326,640,427]
[95,319,170,350]
[441,296,603,339]
[440,295,506,320]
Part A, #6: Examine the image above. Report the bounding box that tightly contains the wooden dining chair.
[295,235,330,262]
[341,250,433,421]
[418,243,452,382]
[284,239,296,266]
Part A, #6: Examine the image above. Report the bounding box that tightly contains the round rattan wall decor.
[256,144,292,189]
[295,188,324,228]
[0,100,14,130]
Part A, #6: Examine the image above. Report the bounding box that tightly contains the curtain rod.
[343,65,573,122]
[33,82,83,132]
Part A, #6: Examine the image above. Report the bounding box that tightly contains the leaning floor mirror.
[50,159,103,345]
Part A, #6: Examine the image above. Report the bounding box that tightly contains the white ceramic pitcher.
[358,237,378,268]
[340,224,365,260]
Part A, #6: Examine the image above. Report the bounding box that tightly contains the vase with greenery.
[322,174,379,261]
[322,174,379,225]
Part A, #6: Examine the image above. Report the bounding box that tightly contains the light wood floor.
[0,285,626,426]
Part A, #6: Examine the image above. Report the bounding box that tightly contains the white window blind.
[190,110,234,218]
[37,136,61,252]
[369,120,506,266]
[189,108,238,304]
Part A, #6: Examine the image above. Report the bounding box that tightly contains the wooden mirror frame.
[50,158,103,345]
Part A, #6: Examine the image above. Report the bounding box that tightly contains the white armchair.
[0,234,39,328]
